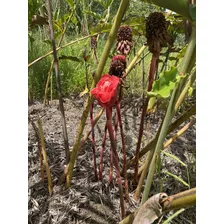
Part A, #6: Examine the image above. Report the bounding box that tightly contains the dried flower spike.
[109,55,126,78]
[145,12,169,56]
[116,26,133,55]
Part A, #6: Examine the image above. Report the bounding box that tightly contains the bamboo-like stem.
[179,28,196,75]
[28,34,97,68]
[125,45,146,75]
[66,0,130,188]
[90,102,98,181]
[66,96,93,187]
[100,123,107,181]
[142,86,177,204]
[162,187,196,212]
[119,188,196,224]
[137,118,195,178]
[29,117,45,182]
[43,4,77,105]
[134,148,154,201]
[134,54,158,183]
[46,0,70,163]
[44,63,54,105]
[38,119,53,195]
[175,70,196,111]
[164,118,195,148]
[91,0,131,88]
[141,27,196,204]
[126,104,196,169]
[106,107,125,219]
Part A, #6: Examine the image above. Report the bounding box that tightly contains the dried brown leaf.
[133,193,168,224]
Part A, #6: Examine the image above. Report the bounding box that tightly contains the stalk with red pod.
[133,12,170,184]
[91,74,125,218]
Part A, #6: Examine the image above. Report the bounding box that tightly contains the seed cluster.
[116,26,133,55]
[109,55,126,78]
[145,12,169,56]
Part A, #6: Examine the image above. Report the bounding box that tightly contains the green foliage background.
[28,0,186,100]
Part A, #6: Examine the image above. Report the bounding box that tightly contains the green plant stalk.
[91,0,131,87]
[165,118,195,149]
[44,4,77,105]
[162,188,196,212]
[134,148,154,201]
[106,107,125,219]
[38,119,53,195]
[126,103,196,169]
[149,0,191,19]
[66,0,130,188]
[125,45,146,75]
[136,118,195,188]
[141,85,177,204]
[119,188,196,224]
[162,208,185,224]
[141,26,196,204]
[175,70,196,111]
[29,117,45,182]
[47,0,70,163]
[179,27,196,74]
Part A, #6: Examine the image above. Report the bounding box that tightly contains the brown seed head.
[109,55,127,78]
[145,12,169,56]
[116,25,133,55]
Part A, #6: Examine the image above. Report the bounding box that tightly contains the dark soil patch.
[28,95,196,224]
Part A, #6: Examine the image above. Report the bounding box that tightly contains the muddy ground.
[28,94,196,224]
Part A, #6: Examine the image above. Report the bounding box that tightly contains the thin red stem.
[109,107,119,183]
[134,54,158,183]
[100,123,107,181]
[116,101,129,201]
[90,102,98,181]
[106,107,125,219]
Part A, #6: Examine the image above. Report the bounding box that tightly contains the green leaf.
[84,10,101,20]
[169,56,177,61]
[57,14,70,25]
[65,0,74,8]
[90,23,112,34]
[162,151,186,167]
[165,171,189,187]
[147,97,157,112]
[147,67,183,99]
[58,55,82,62]
[188,86,193,97]
[71,16,77,25]
[189,4,196,21]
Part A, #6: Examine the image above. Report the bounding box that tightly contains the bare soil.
[28,94,196,224]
